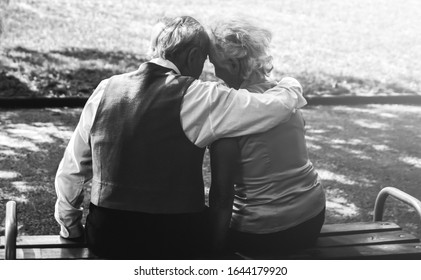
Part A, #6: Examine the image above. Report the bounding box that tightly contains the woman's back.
[231,81,325,234]
[238,82,309,175]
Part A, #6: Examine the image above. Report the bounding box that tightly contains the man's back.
[86,62,210,259]
[90,62,205,214]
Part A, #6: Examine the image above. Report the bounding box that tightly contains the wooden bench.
[1,187,421,260]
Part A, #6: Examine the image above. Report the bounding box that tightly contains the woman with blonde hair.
[208,18,326,258]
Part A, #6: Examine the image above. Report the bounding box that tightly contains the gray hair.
[148,16,209,60]
[209,18,273,80]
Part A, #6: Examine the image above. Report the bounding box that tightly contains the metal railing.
[5,201,17,260]
[374,187,421,226]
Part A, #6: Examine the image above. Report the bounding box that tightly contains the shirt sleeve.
[54,79,107,238]
[180,77,306,148]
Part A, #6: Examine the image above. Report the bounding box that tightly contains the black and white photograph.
[0,0,420,278]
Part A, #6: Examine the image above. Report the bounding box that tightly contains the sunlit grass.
[0,170,20,179]
[1,0,420,97]
[399,156,421,169]
[325,189,359,219]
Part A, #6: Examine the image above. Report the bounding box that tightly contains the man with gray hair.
[54,15,306,259]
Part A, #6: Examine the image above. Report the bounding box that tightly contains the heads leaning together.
[149,16,210,79]
[148,15,272,88]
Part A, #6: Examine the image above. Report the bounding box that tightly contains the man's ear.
[186,47,203,78]
[187,47,201,66]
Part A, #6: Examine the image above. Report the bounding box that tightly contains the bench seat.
[2,221,421,259]
[0,247,94,260]
[235,221,421,260]
[0,235,96,259]
[294,222,421,259]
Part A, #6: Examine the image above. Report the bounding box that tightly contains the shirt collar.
[149,58,181,75]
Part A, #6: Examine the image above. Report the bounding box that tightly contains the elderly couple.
[54,16,326,259]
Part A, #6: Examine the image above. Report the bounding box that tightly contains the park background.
[1,0,421,238]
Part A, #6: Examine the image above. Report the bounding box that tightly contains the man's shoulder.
[104,67,147,85]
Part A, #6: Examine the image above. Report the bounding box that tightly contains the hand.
[60,233,85,243]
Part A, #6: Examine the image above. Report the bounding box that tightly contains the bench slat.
[0,247,96,259]
[319,222,401,237]
[298,242,421,259]
[316,230,419,247]
[0,235,84,249]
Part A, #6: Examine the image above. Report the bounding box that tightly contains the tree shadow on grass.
[303,104,421,237]
[1,46,148,97]
[50,48,144,66]
[0,71,37,97]
[2,46,419,99]
[0,108,83,235]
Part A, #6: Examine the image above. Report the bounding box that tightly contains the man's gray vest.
[89,62,206,214]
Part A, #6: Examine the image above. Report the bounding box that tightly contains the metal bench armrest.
[5,201,17,260]
[374,187,421,224]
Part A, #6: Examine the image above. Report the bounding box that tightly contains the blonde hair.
[148,16,209,60]
[209,18,273,80]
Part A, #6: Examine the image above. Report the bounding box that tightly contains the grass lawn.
[1,0,421,97]
[1,105,421,238]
